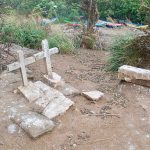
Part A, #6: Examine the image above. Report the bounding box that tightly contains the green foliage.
[14,24,47,48]
[1,22,47,49]
[107,35,135,71]
[107,35,150,71]
[81,35,96,49]
[33,0,57,18]
[3,0,149,24]
[97,0,146,23]
[48,33,75,54]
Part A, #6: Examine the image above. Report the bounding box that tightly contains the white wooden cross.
[41,39,59,79]
[7,40,59,86]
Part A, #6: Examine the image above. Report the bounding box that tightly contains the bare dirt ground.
[0,28,150,150]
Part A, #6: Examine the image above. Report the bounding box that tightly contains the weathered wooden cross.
[7,39,59,86]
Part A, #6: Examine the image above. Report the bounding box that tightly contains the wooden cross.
[7,40,59,86]
[41,39,59,79]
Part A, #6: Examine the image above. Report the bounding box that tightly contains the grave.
[118,65,150,87]
[42,39,63,87]
[19,81,74,119]
[41,39,80,96]
[7,40,74,138]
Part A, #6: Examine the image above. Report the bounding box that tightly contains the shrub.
[48,33,75,54]
[1,21,47,49]
[14,23,47,49]
[107,36,134,71]
[107,34,150,71]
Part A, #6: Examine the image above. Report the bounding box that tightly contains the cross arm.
[7,48,59,72]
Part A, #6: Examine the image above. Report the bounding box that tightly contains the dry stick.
[88,114,120,118]
[84,138,111,145]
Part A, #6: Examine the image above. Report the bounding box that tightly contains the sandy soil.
[0,48,150,150]
[0,27,149,150]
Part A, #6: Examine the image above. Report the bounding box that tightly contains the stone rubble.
[82,91,104,101]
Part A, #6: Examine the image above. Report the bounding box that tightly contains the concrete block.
[118,65,150,81]
[11,111,55,138]
[44,72,62,88]
[82,91,104,101]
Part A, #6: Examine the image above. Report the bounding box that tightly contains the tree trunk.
[82,0,99,33]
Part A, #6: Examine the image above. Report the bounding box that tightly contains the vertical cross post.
[17,50,28,86]
[42,39,53,79]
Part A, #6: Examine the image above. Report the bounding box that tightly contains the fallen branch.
[84,138,111,145]
[88,113,120,118]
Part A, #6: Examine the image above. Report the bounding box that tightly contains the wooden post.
[42,39,53,78]
[17,50,28,86]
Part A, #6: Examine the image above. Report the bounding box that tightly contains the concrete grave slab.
[57,83,80,96]
[11,111,55,138]
[43,96,74,119]
[82,91,104,101]
[18,82,41,102]
[19,81,74,118]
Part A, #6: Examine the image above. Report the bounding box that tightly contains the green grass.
[1,21,47,49]
[107,35,136,71]
[48,33,75,54]
[107,34,150,71]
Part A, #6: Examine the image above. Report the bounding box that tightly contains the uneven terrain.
[0,28,150,150]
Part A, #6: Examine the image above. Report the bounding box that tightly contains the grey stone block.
[82,91,104,101]
[11,111,55,138]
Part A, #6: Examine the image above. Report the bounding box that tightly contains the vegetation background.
[0,0,150,72]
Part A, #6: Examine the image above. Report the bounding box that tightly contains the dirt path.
[0,49,150,150]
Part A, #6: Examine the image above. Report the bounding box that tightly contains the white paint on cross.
[7,39,59,86]
[41,39,59,79]
[17,50,28,86]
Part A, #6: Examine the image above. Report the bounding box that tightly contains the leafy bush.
[1,21,47,49]
[107,35,135,71]
[48,33,75,54]
[107,35,150,71]
[14,23,46,48]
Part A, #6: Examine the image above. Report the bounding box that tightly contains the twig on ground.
[84,138,111,145]
[88,113,120,118]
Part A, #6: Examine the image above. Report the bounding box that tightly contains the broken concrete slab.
[82,91,104,101]
[118,65,150,87]
[118,65,150,81]
[44,72,62,88]
[19,81,74,118]
[18,82,41,102]
[11,111,55,138]
[57,83,80,96]
[43,96,74,119]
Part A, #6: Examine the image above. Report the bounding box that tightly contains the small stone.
[90,111,95,114]
[82,91,104,101]
[7,124,18,134]
[73,144,77,147]
[13,89,18,94]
